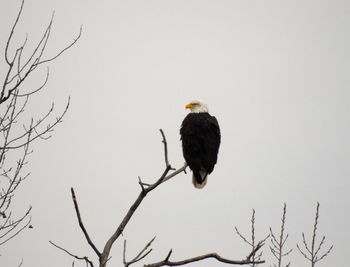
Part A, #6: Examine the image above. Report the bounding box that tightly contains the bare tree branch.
[144,246,265,267]
[123,237,156,267]
[96,131,187,267]
[269,203,292,267]
[4,0,25,66]
[1,3,82,105]
[0,0,80,251]
[296,202,333,267]
[0,207,31,245]
[61,130,187,267]
[58,129,269,267]
[37,25,83,66]
[1,97,70,150]
[235,209,269,267]
[159,129,174,170]
[71,188,101,257]
[49,240,94,267]
[12,67,49,98]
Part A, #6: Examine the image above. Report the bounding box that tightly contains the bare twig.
[4,0,24,66]
[0,124,33,245]
[159,129,174,170]
[235,209,269,267]
[296,202,333,267]
[37,25,83,66]
[2,18,82,104]
[0,206,31,245]
[12,67,49,97]
[123,237,156,267]
[2,98,70,150]
[269,203,292,267]
[49,240,94,267]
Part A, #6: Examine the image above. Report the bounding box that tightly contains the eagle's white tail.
[192,170,208,189]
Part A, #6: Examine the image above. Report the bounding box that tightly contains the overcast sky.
[1,0,349,266]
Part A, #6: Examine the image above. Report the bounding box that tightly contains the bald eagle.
[180,100,221,189]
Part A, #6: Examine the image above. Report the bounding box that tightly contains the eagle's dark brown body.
[180,112,221,188]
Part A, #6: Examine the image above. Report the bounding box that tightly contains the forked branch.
[62,130,265,267]
[123,237,156,267]
[65,130,187,267]
[1,0,82,105]
[235,209,269,267]
[99,130,187,267]
[145,241,265,267]
[269,203,292,267]
[296,202,333,267]
[49,240,94,267]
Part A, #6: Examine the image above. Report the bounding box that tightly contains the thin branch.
[130,237,155,264]
[4,0,25,66]
[159,129,173,169]
[246,240,265,261]
[0,207,31,245]
[49,240,94,267]
[296,202,333,266]
[12,67,49,97]
[301,232,311,255]
[71,188,101,257]
[5,13,53,86]
[2,8,82,105]
[296,243,311,261]
[160,163,187,184]
[123,237,156,267]
[235,209,268,267]
[316,245,333,263]
[269,203,292,267]
[36,25,83,66]
[235,226,252,247]
[16,34,28,81]
[2,97,70,150]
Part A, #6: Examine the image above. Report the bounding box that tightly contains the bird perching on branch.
[180,100,221,189]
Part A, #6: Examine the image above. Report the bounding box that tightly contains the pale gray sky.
[1,0,349,266]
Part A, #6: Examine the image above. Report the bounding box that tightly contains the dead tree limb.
[61,129,267,267]
[65,130,187,267]
[144,243,265,267]
[99,130,187,267]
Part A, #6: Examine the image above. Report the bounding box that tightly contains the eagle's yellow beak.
[185,103,193,109]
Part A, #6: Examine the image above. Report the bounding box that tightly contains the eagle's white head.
[185,100,209,113]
